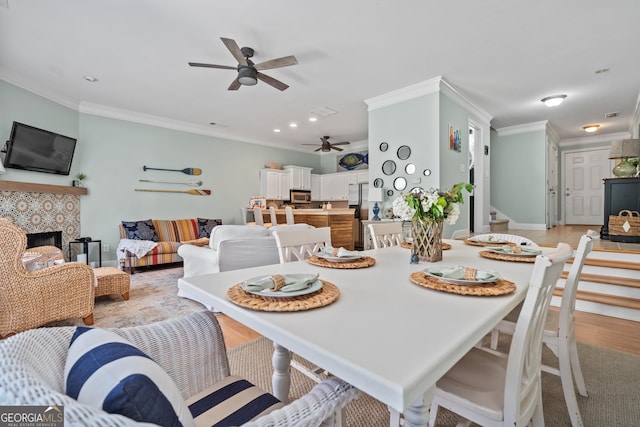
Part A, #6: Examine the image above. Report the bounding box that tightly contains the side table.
[69,240,102,267]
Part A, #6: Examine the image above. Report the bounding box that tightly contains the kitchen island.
[256,208,355,250]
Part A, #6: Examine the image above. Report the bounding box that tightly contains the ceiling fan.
[188,37,298,91]
[303,136,351,152]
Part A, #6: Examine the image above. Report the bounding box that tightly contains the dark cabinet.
[600,177,640,242]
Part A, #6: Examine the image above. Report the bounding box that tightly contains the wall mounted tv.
[2,122,77,175]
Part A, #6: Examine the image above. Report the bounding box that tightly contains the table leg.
[401,387,434,427]
[272,342,292,403]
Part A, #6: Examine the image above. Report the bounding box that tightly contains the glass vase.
[411,219,444,262]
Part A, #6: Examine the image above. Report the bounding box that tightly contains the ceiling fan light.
[237,66,257,85]
[541,94,567,107]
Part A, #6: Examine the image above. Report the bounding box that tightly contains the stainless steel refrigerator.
[348,183,369,250]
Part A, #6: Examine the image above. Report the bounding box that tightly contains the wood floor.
[218,225,640,355]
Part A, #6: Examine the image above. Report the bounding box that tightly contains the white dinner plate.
[424,267,500,286]
[317,255,363,263]
[485,247,542,257]
[470,236,508,244]
[242,274,323,298]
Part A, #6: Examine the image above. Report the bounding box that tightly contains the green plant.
[76,173,86,181]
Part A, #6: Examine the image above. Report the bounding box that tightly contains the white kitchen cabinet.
[357,172,369,184]
[320,173,348,200]
[284,165,312,190]
[311,174,321,200]
[259,169,290,200]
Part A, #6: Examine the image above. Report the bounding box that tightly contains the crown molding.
[495,121,548,136]
[439,79,493,124]
[559,131,631,147]
[0,73,79,111]
[364,76,442,111]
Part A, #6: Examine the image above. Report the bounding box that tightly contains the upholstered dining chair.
[367,222,404,249]
[488,232,596,427]
[0,219,95,338]
[271,226,332,263]
[0,311,359,426]
[428,242,573,427]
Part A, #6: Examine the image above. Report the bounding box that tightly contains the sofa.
[118,218,221,273]
[177,224,312,278]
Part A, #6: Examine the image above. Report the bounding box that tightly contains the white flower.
[446,203,460,225]
[392,196,415,220]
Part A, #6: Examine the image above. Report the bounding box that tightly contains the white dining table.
[178,240,546,427]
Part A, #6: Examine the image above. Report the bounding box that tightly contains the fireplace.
[26,231,63,250]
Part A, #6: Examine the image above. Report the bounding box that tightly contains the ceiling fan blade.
[256,72,289,91]
[302,144,320,146]
[188,62,237,70]
[331,142,351,146]
[314,147,323,152]
[228,79,241,90]
[331,146,345,151]
[255,55,298,71]
[220,37,248,66]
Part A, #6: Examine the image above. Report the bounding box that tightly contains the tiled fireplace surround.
[0,181,86,261]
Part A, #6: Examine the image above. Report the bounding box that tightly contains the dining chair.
[269,206,278,226]
[367,222,403,249]
[252,207,272,227]
[487,232,596,427]
[428,242,573,427]
[271,227,332,263]
[271,226,333,385]
[285,206,296,225]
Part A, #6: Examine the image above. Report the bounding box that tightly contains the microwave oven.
[290,190,311,203]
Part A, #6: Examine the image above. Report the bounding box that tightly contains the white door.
[547,142,559,228]
[564,148,611,224]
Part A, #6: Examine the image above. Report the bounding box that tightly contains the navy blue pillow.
[197,218,222,238]
[121,219,159,241]
[64,327,195,427]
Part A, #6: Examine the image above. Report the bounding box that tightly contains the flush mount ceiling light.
[582,124,600,133]
[83,75,98,82]
[541,94,567,107]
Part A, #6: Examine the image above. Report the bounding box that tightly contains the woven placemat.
[479,250,537,263]
[409,271,516,296]
[227,280,339,312]
[306,255,376,269]
[400,242,451,250]
[464,239,517,247]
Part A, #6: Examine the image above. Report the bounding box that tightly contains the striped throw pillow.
[65,327,195,427]
[186,376,283,427]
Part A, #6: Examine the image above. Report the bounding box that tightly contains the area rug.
[228,335,640,427]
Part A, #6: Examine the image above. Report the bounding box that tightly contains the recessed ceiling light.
[83,75,98,83]
[289,123,297,128]
[582,124,600,133]
[541,95,567,107]
[309,117,318,122]
[208,122,216,125]
[310,107,337,117]
[273,128,281,133]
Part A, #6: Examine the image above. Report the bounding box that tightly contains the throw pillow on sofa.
[65,327,195,427]
[121,220,159,241]
[198,218,222,238]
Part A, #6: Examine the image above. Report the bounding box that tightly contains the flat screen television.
[2,122,77,175]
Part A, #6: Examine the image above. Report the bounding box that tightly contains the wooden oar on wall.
[135,188,211,196]
[143,166,202,175]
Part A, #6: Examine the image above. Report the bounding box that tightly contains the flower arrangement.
[392,182,473,225]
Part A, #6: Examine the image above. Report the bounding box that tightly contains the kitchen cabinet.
[311,174,321,200]
[600,177,640,242]
[321,173,347,201]
[284,165,312,190]
[259,169,290,200]
[357,172,369,184]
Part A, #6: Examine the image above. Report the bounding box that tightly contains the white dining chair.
[428,242,573,427]
[367,222,403,249]
[252,207,272,227]
[285,206,296,225]
[271,227,332,263]
[487,232,596,427]
[269,206,278,226]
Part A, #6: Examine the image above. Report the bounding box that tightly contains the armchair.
[0,219,95,338]
[0,310,360,426]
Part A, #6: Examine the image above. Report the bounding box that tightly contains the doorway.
[563,148,611,225]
